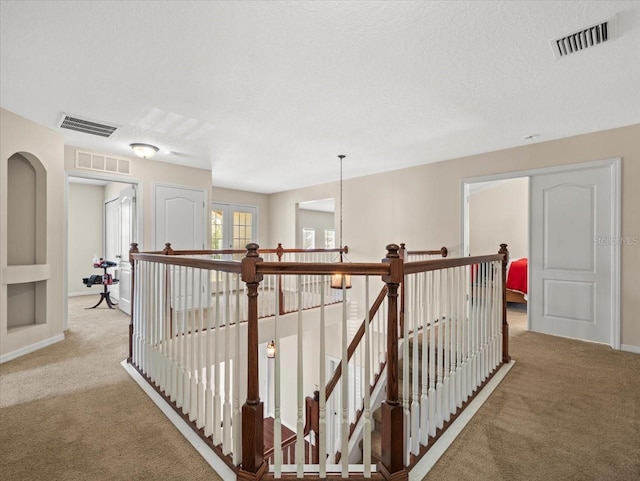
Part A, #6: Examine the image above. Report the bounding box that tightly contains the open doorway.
[65,173,140,328]
[463,177,529,331]
[463,159,620,348]
[296,199,335,249]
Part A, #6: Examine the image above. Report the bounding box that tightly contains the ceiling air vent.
[58,114,119,138]
[551,16,616,59]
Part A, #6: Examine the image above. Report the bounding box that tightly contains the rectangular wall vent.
[75,150,131,175]
[551,16,616,59]
[59,114,119,137]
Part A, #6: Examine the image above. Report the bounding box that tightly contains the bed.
[506,258,527,304]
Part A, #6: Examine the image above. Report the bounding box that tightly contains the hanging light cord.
[338,155,345,258]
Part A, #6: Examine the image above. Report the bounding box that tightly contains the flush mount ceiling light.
[130,143,159,159]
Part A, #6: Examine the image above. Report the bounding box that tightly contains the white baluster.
[233,274,241,465]
[436,269,444,429]
[341,278,349,478]
[205,268,214,437]
[449,267,457,417]
[428,270,436,438]
[363,277,371,477]
[420,271,429,447]
[183,267,191,416]
[296,277,304,477]
[456,266,463,409]
[223,272,232,455]
[169,265,177,402]
[319,278,326,479]
[213,269,222,446]
[197,268,205,428]
[274,275,282,478]
[410,272,419,456]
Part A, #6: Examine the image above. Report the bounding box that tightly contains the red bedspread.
[507,258,528,294]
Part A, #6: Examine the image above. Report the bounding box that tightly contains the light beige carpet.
[427,306,640,481]
[1,300,639,481]
[0,296,218,481]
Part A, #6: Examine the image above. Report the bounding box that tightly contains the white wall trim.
[0,333,65,364]
[621,344,640,354]
[121,360,235,481]
[610,158,621,350]
[408,360,516,481]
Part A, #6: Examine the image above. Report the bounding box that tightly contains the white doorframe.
[64,172,143,330]
[461,158,621,349]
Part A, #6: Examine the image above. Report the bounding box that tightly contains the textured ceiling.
[1,1,639,193]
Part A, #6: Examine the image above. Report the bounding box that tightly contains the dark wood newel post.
[380,244,407,481]
[128,242,139,364]
[499,243,511,363]
[162,242,174,255]
[240,243,266,480]
[162,243,174,334]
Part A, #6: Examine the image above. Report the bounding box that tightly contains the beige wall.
[64,146,213,251]
[269,124,640,348]
[469,178,529,261]
[68,183,104,294]
[1,108,65,361]
[104,181,131,203]
[212,186,270,247]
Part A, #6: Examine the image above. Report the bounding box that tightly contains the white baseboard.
[0,333,65,364]
[408,360,516,481]
[621,344,640,354]
[120,360,236,481]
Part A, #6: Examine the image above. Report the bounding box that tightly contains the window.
[324,229,336,249]
[211,209,224,250]
[302,228,315,249]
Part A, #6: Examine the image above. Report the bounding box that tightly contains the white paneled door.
[154,185,206,250]
[118,186,135,315]
[104,185,136,315]
[530,163,618,345]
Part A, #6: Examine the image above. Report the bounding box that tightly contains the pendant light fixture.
[331,154,351,289]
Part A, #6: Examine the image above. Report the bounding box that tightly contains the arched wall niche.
[7,151,47,265]
[6,151,47,329]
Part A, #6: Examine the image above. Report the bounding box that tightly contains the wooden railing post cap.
[246,243,260,257]
[129,243,139,253]
[499,243,509,263]
[162,243,174,255]
[385,244,400,259]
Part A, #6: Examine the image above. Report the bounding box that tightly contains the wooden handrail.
[131,252,242,272]
[141,245,348,256]
[324,285,389,401]
[263,433,297,458]
[405,246,448,257]
[257,261,389,276]
[403,253,504,274]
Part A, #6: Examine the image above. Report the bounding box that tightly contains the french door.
[211,203,257,253]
